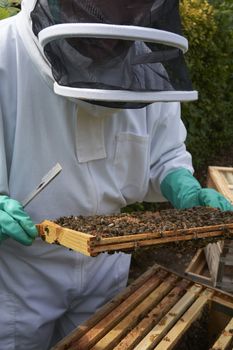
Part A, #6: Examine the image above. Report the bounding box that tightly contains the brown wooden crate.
[185,248,212,286]
[51,265,233,350]
[207,166,233,203]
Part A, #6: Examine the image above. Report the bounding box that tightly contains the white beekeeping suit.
[0,1,197,349]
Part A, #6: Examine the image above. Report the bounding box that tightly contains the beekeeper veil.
[23,0,198,108]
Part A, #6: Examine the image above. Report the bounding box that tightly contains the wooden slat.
[93,224,233,246]
[185,249,212,285]
[37,219,233,256]
[52,265,233,350]
[38,221,233,246]
[37,220,95,241]
[133,284,203,350]
[89,230,233,255]
[114,280,190,350]
[211,295,233,311]
[185,272,212,285]
[205,242,222,262]
[67,270,168,350]
[211,318,233,350]
[90,275,179,350]
[225,172,233,185]
[208,166,233,203]
[216,280,233,292]
[208,166,233,172]
[154,289,214,350]
[185,249,206,275]
[205,243,222,284]
[37,221,94,256]
[51,265,162,350]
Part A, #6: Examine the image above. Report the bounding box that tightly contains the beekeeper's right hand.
[0,195,38,245]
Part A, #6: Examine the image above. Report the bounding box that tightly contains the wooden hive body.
[207,166,233,204]
[51,264,233,350]
[206,166,233,292]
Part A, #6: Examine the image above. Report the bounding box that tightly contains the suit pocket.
[114,132,150,202]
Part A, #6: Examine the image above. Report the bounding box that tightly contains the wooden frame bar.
[52,265,233,350]
[211,318,233,349]
[207,166,233,203]
[206,166,233,291]
[90,275,179,350]
[114,279,190,350]
[154,289,214,350]
[61,268,168,350]
[185,248,212,285]
[37,220,233,256]
[133,284,204,350]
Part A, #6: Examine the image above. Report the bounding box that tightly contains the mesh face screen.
[31,0,193,108]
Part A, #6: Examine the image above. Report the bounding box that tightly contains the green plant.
[0,0,21,20]
[180,0,233,169]
[126,0,233,211]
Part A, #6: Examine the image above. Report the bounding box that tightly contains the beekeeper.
[0,0,232,349]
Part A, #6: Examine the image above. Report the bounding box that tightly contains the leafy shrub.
[180,0,233,169]
[126,0,233,211]
[0,0,20,20]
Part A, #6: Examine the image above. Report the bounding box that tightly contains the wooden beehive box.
[185,248,212,286]
[51,264,233,350]
[207,166,233,203]
[205,240,233,292]
[205,241,224,286]
[37,217,233,257]
[206,166,233,292]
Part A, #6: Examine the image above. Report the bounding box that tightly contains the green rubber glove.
[160,168,233,211]
[0,195,38,245]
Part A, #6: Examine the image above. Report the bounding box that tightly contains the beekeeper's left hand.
[160,168,233,211]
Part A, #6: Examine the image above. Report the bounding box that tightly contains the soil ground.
[128,145,233,283]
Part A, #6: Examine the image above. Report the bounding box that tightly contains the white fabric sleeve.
[144,101,194,202]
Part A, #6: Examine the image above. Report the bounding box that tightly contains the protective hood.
[19,0,198,108]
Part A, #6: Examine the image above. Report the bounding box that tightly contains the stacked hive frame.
[185,248,213,285]
[37,220,233,257]
[206,166,233,292]
[52,264,233,350]
[207,166,233,204]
